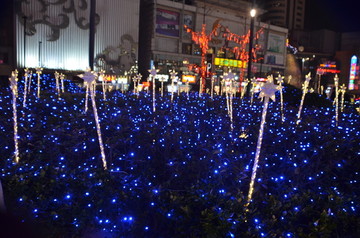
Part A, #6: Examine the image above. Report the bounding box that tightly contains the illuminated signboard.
[182,75,196,83]
[349,55,357,90]
[317,62,340,75]
[155,74,169,82]
[214,58,247,68]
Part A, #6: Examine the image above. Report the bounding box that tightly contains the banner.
[267,33,285,54]
[156,8,180,37]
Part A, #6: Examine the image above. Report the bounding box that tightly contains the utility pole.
[246,0,256,95]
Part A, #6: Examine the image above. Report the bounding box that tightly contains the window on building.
[182,43,192,55]
[193,45,201,55]
[216,48,225,58]
[207,47,215,54]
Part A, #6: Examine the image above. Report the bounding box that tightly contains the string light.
[0,72,358,237]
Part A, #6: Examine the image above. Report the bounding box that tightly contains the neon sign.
[349,55,357,90]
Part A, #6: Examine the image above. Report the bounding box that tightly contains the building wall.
[147,0,288,77]
[15,0,140,73]
[261,0,305,31]
[0,0,15,77]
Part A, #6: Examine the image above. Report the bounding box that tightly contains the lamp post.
[246,8,256,95]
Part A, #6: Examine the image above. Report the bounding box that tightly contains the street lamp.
[246,8,256,95]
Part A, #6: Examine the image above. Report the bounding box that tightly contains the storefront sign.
[349,55,357,90]
[214,58,246,68]
[182,75,196,83]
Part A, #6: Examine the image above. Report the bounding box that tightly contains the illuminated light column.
[241,81,248,99]
[23,68,30,107]
[276,74,285,122]
[340,84,346,112]
[296,73,311,124]
[333,74,339,126]
[133,75,137,95]
[98,70,106,100]
[36,67,43,98]
[211,75,215,99]
[250,77,257,106]
[160,77,165,97]
[170,70,177,103]
[246,77,279,209]
[186,78,190,99]
[224,70,235,127]
[9,71,20,163]
[60,73,65,93]
[137,73,142,98]
[27,70,33,94]
[149,66,159,113]
[79,69,92,113]
[81,71,107,170]
[54,71,61,100]
[287,75,292,85]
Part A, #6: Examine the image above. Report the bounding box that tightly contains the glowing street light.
[246,7,256,95]
[250,8,256,18]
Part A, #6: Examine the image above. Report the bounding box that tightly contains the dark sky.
[305,0,360,32]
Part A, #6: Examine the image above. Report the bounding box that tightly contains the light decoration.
[169,70,177,103]
[36,67,43,98]
[333,74,339,126]
[217,25,263,90]
[9,70,20,163]
[54,71,61,100]
[23,68,30,107]
[348,55,357,90]
[287,75,292,85]
[250,77,257,105]
[60,73,65,93]
[134,73,142,97]
[241,81,248,99]
[210,75,215,99]
[246,75,279,209]
[98,70,106,100]
[160,77,165,97]
[276,74,285,122]
[80,71,107,170]
[223,70,235,128]
[27,70,33,94]
[133,75,137,95]
[316,68,324,94]
[0,72,359,237]
[0,69,360,237]
[184,22,220,94]
[149,66,159,112]
[296,73,311,124]
[340,84,346,112]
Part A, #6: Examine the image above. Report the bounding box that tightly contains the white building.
[15,0,140,73]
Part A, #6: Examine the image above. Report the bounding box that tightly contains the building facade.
[139,0,288,86]
[259,0,306,31]
[13,0,140,74]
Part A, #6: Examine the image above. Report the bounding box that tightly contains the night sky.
[305,0,360,32]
